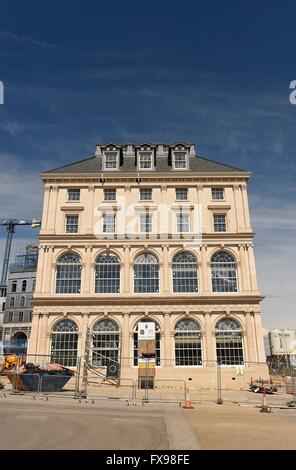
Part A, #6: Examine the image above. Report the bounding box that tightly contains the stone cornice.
[32,294,264,307]
[41,174,251,184]
[38,232,255,242]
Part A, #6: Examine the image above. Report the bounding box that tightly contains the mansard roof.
[44,143,249,175]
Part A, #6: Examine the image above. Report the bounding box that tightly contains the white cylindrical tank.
[269,329,296,355]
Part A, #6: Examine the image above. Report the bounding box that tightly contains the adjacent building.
[2,245,38,354]
[28,142,268,388]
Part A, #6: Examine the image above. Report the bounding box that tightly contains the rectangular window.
[139,213,152,233]
[68,189,80,201]
[65,215,79,233]
[212,188,224,200]
[104,188,116,201]
[176,213,190,233]
[213,214,227,232]
[103,214,116,233]
[140,188,152,200]
[8,312,13,322]
[174,152,187,169]
[19,312,24,322]
[139,153,152,170]
[105,152,118,169]
[12,281,17,293]
[176,188,188,200]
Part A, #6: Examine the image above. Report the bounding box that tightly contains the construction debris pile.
[0,356,74,393]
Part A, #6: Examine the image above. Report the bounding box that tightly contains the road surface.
[0,396,201,450]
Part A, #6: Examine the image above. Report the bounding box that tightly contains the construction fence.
[0,354,295,407]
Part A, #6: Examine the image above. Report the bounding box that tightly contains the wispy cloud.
[0,30,59,49]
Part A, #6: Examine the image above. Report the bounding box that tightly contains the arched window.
[133,319,161,366]
[92,319,120,366]
[175,319,202,366]
[172,252,198,293]
[22,280,27,292]
[55,253,82,294]
[10,297,15,308]
[20,296,25,307]
[51,319,78,366]
[134,253,159,293]
[215,318,244,365]
[211,251,237,293]
[95,253,120,293]
[10,331,27,355]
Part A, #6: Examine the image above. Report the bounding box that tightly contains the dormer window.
[173,152,187,170]
[138,152,153,170]
[104,151,118,170]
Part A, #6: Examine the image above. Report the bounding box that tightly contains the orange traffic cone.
[183,387,194,409]
[260,389,270,413]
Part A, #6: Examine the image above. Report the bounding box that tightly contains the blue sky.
[0,0,295,330]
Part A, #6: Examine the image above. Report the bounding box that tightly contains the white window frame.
[138,152,153,171]
[65,214,79,234]
[213,213,227,232]
[103,213,116,233]
[212,187,225,200]
[173,152,188,170]
[139,213,153,233]
[103,151,119,171]
[176,213,190,233]
[104,188,117,201]
[67,189,81,201]
[175,188,188,200]
[139,188,153,201]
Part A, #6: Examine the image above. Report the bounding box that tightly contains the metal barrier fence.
[83,376,135,401]
[135,379,186,402]
[1,354,295,406]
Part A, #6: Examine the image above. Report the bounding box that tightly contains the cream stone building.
[28,142,269,389]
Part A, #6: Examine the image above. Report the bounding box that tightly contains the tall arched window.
[10,297,15,308]
[133,319,161,366]
[20,296,25,307]
[95,253,120,293]
[134,253,159,293]
[55,253,82,294]
[172,252,198,293]
[92,319,120,366]
[175,319,202,366]
[51,319,78,366]
[215,318,244,365]
[211,251,237,292]
[22,280,27,292]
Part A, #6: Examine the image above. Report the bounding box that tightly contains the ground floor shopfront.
[28,300,269,389]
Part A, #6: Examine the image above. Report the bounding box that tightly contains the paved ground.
[2,391,296,450]
[0,396,201,450]
[185,402,296,450]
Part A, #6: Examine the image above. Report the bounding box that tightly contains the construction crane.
[0,219,41,296]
